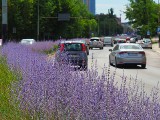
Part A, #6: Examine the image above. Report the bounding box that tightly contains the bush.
[1,42,160,119]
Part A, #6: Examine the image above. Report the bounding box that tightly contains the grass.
[0,55,27,120]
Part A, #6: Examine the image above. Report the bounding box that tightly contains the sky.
[96,0,158,23]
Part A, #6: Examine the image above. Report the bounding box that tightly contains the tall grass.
[0,55,25,119]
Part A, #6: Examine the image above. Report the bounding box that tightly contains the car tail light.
[119,51,127,54]
[60,43,65,52]
[81,43,86,51]
[139,51,145,55]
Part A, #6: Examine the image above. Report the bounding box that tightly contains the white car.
[89,37,103,49]
[20,39,36,45]
[141,38,152,49]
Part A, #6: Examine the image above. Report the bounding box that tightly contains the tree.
[125,0,158,37]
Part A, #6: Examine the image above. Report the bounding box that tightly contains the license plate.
[128,53,137,56]
[69,55,79,57]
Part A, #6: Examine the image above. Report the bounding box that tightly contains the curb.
[152,43,160,54]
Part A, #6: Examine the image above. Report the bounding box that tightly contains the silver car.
[20,39,36,45]
[109,43,146,68]
[140,38,152,49]
[89,37,103,49]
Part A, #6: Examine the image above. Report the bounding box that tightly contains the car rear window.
[90,39,99,42]
[64,43,83,51]
[120,45,142,50]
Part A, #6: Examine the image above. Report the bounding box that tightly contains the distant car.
[55,40,88,70]
[103,37,114,47]
[109,43,146,68]
[130,37,138,43]
[89,37,103,49]
[116,38,126,44]
[140,38,152,49]
[20,39,36,45]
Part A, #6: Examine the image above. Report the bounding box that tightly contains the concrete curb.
[152,43,160,54]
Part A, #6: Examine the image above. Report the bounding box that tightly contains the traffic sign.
[157,26,160,34]
[147,30,150,35]
[58,13,70,21]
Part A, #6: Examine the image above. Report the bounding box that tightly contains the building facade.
[82,0,95,15]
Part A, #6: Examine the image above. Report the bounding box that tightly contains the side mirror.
[109,49,112,52]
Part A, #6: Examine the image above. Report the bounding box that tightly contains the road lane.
[88,46,160,94]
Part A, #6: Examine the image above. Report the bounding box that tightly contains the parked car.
[55,40,88,70]
[20,39,36,45]
[109,43,146,68]
[89,37,103,49]
[103,37,114,47]
[139,38,152,49]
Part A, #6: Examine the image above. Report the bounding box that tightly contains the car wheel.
[109,57,113,66]
[141,64,146,69]
[150,47,152,49]
[115,58,121,68]
[80,65,88,71]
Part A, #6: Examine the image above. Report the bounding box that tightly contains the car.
[55,40,88,70]
[103,37,114,47]
[89,37,103,49]
[116,38,126,44]
[130,37,138,43]
[20,39,36,45]
[140,38,152,49]
[109,43,146,68]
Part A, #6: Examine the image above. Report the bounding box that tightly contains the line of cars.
[54,35,152,69]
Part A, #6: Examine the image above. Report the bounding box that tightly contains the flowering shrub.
[1,42,160,119]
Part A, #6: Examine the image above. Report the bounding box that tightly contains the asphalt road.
[88,46,160,95]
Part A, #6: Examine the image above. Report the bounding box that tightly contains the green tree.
[125,0,158,37]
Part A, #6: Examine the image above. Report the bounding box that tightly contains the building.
[82,0,95,15]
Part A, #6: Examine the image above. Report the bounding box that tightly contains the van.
[103,37,114,47]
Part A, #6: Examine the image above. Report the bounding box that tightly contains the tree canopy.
[0,0,97,41]
[125,0,158,37]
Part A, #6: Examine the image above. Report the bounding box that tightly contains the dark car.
[55,40,88,70]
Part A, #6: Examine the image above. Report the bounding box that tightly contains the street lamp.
[158,0,160,48]
[37,0,39,41]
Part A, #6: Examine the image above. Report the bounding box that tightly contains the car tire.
[80,65,88,71]
[109,57,113,66]
[115,58,121,68]
[141,64,146,69]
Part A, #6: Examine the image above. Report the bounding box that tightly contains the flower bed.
[1,41,160,119]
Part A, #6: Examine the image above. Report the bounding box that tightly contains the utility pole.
[2,0,8,45]
[37,0,39,41]
[158,0,160,48]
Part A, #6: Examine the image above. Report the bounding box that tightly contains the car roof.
[60,40,84,44]
[21,39,35,41]
[118,43,140,46]
[90,37,100,39]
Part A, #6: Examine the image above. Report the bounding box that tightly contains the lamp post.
[37,0,39,41]
[2,0,8,45]
[158,0,160,48]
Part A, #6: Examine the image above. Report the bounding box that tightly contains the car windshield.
[120,45,142,50]
[64,43,82,51]
[90,39,99,42]
[143,39,151,43]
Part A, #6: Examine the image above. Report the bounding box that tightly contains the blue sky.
[96,0,158,23]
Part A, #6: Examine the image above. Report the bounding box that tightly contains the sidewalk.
[152,43,160,54]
